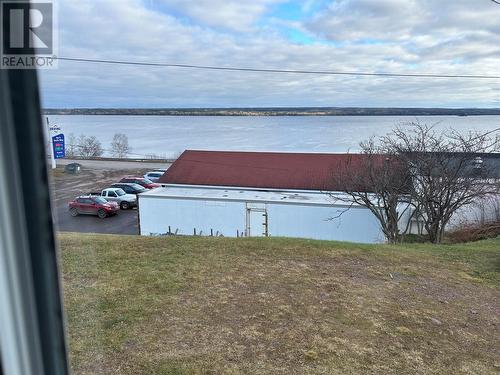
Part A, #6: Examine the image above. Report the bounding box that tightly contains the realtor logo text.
[1,1,58,69]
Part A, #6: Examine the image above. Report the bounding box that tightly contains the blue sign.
[52,134,65,159]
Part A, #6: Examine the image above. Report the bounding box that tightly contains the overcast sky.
[39,0,500,108]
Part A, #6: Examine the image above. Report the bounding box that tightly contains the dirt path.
[55,158,171,170]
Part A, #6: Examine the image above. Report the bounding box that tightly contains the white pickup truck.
[90,188,137,210]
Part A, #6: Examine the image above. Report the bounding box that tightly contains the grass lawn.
[59,233,500,374]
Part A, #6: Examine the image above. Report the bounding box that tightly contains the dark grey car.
[110,182,147,195]
[64,162,82,174]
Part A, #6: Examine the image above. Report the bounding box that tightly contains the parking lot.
[50,159,170,235]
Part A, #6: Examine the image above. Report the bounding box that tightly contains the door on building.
[246,203,268,237]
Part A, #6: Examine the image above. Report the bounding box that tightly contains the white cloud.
[305,0,423,41]
[38,0,500,108]
[305,0,499,42]
[156,0,283,31]
[303,0,500,66]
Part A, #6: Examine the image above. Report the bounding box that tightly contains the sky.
[39,0,500,108]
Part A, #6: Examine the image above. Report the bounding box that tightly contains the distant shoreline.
[44,107,500,116]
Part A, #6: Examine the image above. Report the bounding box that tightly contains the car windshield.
[116,189,126,196]
[93,197,107,204]
[142,178,153,184]
[132,184,146,191]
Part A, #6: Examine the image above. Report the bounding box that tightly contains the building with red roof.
[139,150,497,242]
[139,150,389,243]
[159,150,386,192]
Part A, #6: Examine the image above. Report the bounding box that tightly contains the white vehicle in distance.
[143,171,164,182]
[95,188,137,210]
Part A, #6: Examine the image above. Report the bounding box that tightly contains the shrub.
[446,221,500,243]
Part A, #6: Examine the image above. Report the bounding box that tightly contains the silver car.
[100,188,137,209]
[143,171,164,182]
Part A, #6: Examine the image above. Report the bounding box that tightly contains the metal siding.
[447,195,500,229]
[267,203,384,243]
[139,195,384,243]
[139,196,246,237]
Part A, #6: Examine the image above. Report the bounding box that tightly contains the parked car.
[93,188,137,210]
[64,162,82,174]
[153,168,168,173]
[119,176,161,189]
[143,171,164,182]
[68,196,119,218]
[110,182,147,195]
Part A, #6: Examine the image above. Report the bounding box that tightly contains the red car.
[69,196,119,218]
[119,176,161,189]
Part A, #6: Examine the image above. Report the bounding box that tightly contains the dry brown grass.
[58,233,500,374]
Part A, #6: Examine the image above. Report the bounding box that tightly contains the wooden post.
[136,196,141,235]
[210,229,213,236]
[237,229,239,237]
[168,225,171,235]
[193,228,196,236]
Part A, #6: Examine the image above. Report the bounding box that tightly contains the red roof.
[160,150,386,192]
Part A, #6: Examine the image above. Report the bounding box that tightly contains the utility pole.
[46,117,56,169]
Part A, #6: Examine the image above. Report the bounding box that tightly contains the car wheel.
[70,207,78,217]
[97,209,107,219]
[120,201,129,210]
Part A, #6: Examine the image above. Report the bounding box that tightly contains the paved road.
[54,205,139,235]
[56,158,171,170]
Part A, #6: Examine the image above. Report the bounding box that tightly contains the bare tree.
[76,134,86,157]
[66,133,77,157]
[381,123,499,243]
[330,140,414,243]
[77,135,103,158]
[470,195,500,225]
[110,133,131,158]
[332,123,499,244]
[145,153,168,160]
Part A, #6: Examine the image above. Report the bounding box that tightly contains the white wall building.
[137,150,499,243]
[137,150,395,243]
[138,185,385,243]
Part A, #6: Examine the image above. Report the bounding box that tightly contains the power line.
[55,56,500,80]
